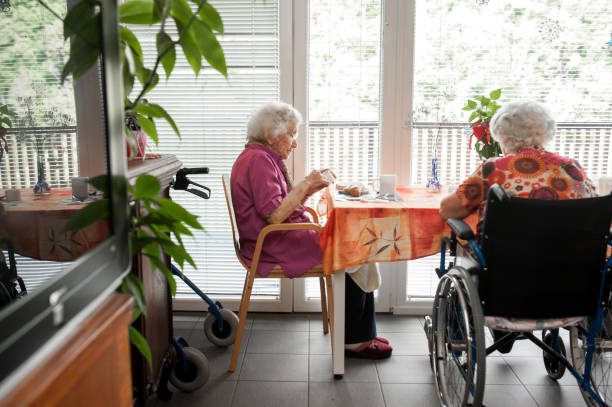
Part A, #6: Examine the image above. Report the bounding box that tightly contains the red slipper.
[375,336,389,344]
[345,340,392,359]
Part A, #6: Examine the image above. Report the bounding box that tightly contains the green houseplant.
[463,88,503,160]
[40,0,229,369]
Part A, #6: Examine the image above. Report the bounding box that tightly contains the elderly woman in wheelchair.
[425,101,612,406]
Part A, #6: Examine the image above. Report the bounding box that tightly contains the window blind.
[0,0,77,295]
[129,0,281,299]
[408,0,612,299]
[305,0,383,300]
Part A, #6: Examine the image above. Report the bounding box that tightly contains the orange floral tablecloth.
[317,186,477,274]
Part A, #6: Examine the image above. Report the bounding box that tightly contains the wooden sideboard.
[0,293,133,407]
[127,155,182,405]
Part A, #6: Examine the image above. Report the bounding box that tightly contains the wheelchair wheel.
[542,330,566,380]
[431,267,486,407]
[570,313,612,407]
[169,346,210,392]
[204,308,239,347]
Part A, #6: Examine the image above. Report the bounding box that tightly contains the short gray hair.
[246,102,303,144]
[490,101,556,153]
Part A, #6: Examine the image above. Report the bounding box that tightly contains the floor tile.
[310,354,378,382]
[485,356,522,385]
[503,356,578,386]
[146,379,236,407]
[526,384,586,407]
[376,355,434,384]
[381,383,440,407]
[240,353,308,381]
[251,312,310,331]
[188,327,252,355]
[309,331,332,355]
[308,381,385,407]
[380,332,429,356]
[482,384,539,406]
[232,381,308,407]
[375,315,423,333]
[246,330,309,354]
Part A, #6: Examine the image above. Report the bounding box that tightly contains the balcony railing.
[0,126,78,190]
[411,122,612,186]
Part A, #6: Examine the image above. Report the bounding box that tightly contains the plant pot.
[126,129,147,159]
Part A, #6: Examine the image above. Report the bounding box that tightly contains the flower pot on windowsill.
[126,129,147,160]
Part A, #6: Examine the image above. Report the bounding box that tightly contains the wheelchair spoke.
[431,269,485,407]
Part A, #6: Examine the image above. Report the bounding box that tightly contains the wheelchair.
[424,184,612,407]
[0,238,26,307]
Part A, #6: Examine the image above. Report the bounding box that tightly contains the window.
[0,0,78,293]
[405,0,612,304]
[129,0,284,308]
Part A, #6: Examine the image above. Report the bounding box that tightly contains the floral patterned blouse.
[456,146,597,234]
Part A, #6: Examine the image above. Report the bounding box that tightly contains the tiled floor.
[146,312,585,407]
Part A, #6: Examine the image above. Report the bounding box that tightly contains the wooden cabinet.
[127,155,182,405]
[0,294,134,407]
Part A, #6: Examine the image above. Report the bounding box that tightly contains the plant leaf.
[191,20,227,77]
[145,254,177,296]
[468,111,479,122]
[62,199,109,232]
[123,273,147,316]
[89,174,109,193]
[64,0,96,39]
[62,36,101,83]
[172,17,202,76]
[151,197,203,229]
[198,2,224,34]
[119,0,160,24]
[120,26,143,57]
[134,174,161,199]
[156,32,176,79]
[489,88,502,100]
[132,102,180,138]
[129,326,153,372]
[136,115,158,145]
[153,0,166,21]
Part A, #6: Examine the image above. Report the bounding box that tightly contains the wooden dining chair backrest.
[221,174,334,373]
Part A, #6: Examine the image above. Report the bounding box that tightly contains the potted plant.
[463,88,503,160]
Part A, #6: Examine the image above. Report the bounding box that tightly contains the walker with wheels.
[164,167,239,393]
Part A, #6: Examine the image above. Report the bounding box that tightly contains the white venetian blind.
[407,0,612,300]
[305,0,382,300]
[129,0,281,298]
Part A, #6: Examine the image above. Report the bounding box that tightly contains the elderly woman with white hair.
[231,102,392,359]
[439,100,597,351]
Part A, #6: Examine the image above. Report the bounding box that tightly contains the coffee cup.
[5,189,20,202]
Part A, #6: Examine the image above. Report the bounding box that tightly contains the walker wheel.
[169,346,209,392]
[204,308,239,347]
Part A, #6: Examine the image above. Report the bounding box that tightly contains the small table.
[0,189,108,262]
[318,186,477,377]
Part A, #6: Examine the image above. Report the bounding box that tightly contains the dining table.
[317,185,477,377]
[0,189,108,262]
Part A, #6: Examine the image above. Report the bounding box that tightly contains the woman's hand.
[304,169,331,196]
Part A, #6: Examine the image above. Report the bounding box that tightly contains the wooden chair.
[222,175,333,372]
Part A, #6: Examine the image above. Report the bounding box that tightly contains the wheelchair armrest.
[447,218,475,241]
[488,183,510,203]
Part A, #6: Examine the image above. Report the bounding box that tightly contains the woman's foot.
[345,339,392,359]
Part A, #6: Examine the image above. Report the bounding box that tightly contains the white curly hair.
[246,102,303,144]
[490,101,556,153]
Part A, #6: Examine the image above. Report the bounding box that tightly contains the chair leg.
[229,271,255,372]
[325,275,334,353]
[319,276,329,334]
